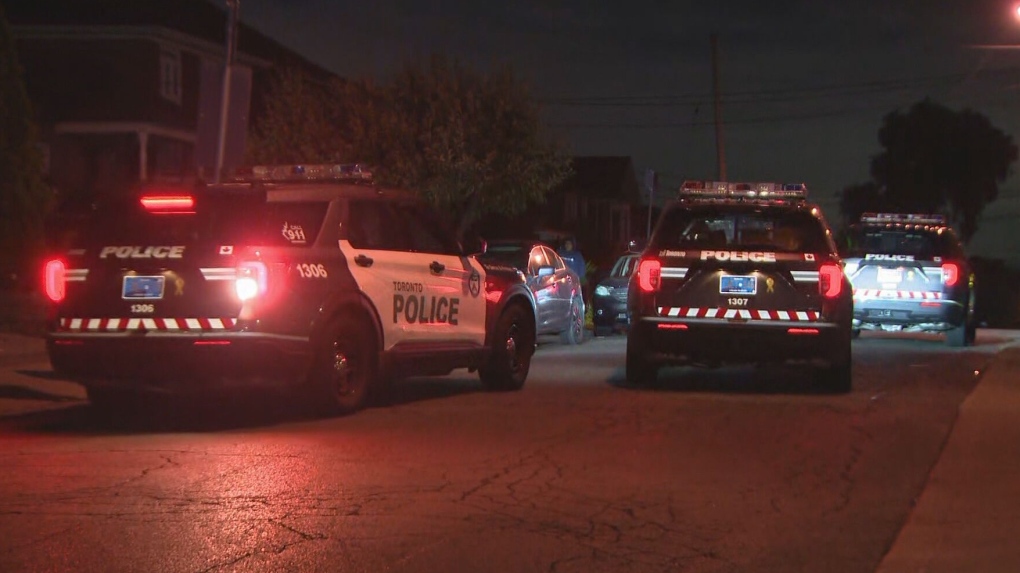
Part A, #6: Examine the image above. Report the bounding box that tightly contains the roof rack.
[678,180,808,201]
[859,212,946,225]
[228,163,373,183]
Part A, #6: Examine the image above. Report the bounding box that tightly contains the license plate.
[122,275,165,300]
[719,275,757,295]
[876,268,902,284]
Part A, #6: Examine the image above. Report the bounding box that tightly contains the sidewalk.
[876,345,1020,572]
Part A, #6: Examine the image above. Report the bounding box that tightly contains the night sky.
[233,0,1020,217]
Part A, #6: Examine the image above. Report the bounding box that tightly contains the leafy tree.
[0,5,48,283]
[837,181,886,227]
[870,98,1017,242]
[247,56,572,236]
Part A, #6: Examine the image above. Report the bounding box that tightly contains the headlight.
[595,285,612,296]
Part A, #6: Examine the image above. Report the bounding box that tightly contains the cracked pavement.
[0,331,1011,572]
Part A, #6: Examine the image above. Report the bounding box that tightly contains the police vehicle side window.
[347,200,410,251]
[394,203,461,255]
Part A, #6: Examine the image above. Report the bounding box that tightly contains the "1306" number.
[296,263,328,278]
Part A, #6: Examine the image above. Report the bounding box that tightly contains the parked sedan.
[480,240,586,344]
[592,253,639,336]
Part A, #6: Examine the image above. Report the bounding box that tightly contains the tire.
[561,298,585,345]
[851,328,861,339]
[625,336,657,388]
[945,323,968,347]
[310,313,377,416]
[816,341,852,394]
[479,304,534,391]
[947,296,976,348]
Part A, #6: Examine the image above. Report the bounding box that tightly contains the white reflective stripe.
[141,318,157,330]
[723,309,737,319]
[686,308,699,318]
[667,308,680,317]
[796,311,810,320]
[65,269,89,282]
[791,271,819,282]
[86,318,101,330]
[661,267,688,279]
[163,319,180,330]
[69,318,83,330]
[738,310,751,319]
[757,310,771,320]
[200,268,237,281]
[208,318,225,329]
[777,311,791,320]
[108,318,121,330]
[186,318,202,329]
[126,318,142,330]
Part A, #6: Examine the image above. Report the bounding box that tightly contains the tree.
[838,181,887,228]
[870,98,1017,242]
[0,5,48,283]
[247,56,572,236]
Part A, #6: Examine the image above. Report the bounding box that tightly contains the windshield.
[842,226,965,259]
[610,255,639,278]
[651,205,832,253]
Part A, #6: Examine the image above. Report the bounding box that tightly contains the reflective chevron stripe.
[657,307,820,321]
[58,317,237,332]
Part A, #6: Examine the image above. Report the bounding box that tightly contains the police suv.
[626,181,853,392]
[43,164,539,414]
[842,212,975,346]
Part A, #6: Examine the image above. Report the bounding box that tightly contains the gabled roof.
[559,156,640,201]
[4,0,332,77]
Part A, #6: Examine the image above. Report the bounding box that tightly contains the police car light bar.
[232,163,373,182]
[859,212,946,225]
[678,180,808,200]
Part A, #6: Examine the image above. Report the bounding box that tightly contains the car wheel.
[561,298,585,345]
[625,336,658,388]
[945,323,968,347]
[311,313,377,416]
[851,328,861,339]
[480,304,534,391]
[816,341,852,394]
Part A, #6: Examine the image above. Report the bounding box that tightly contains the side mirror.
[536,266,555,278]
[462,237,487,256]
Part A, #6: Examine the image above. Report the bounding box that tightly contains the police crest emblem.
[469,271,481,297]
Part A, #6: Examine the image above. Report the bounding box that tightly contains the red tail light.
[818,263,843,299]
[140,195,195,213]
[44,259,66,302]
[638,258,662,292]
[235,261,268,301]
[941,262,959,287]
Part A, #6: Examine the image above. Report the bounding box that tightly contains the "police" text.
[99,246,185,259]
[700,250,777,262]
[393,294,460,325]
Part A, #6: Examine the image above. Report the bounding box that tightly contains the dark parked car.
[479,240,586,344]
[592,253,639,336]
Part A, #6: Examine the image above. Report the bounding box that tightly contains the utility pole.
[711,33,727,181]
[214,0,240,183]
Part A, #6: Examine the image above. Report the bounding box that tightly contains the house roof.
[560,156,641,201]
[4,0,334,77]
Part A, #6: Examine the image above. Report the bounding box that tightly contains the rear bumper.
[631,315,848,365]
[852,298,965,330]
[46,331,313,391]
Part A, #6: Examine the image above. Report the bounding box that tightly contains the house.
[479,156,646,274]
[6,0,332,211]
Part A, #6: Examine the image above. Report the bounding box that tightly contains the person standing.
[558,238,587,286]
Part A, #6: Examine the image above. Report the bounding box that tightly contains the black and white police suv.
[43,164,539,414]
[842,212,975,346]
[626,181,854,392]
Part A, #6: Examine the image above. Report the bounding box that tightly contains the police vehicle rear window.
[479,244,530,270]
[84,197,329,248]
[610,255,639,278]
[843,227,965,259]
[652,207,831,253]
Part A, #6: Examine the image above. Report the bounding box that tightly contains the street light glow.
[1015,4,1020,20]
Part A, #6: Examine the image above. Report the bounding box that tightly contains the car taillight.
[44,259,66,302]
[638,258,661,292]
[140,194,195,214]
[235,261,268,301]
[818,263,843,299]
[942,262,959,287]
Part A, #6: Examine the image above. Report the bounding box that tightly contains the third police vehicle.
[626,181,853,392]
[43,164,539,415]
[842,212,975,346]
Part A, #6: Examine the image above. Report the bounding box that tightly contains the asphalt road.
[0,330,1015,573]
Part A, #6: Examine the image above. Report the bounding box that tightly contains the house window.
[159,48,182,105]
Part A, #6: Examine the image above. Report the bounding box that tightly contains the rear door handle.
[430,261,445,274]
[354,254,373,268]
